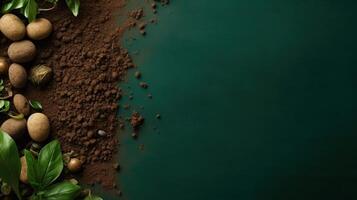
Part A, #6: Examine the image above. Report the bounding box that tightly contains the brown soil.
[0,0,168,192]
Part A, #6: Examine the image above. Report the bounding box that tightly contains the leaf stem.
[38,4,57,12]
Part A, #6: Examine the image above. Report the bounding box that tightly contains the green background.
[115,0,357,199]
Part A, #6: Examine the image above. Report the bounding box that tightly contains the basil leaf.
[29,100,43,110]
[65,0,80,16]
[8,112,24,120]
[27,140,64,190]
[0,100,10,112]
[38,140,63,189]
[0,100,5,109]
[85,194,104,200]
[40,181,81,200]
[23,0,38,22]
[25,149,42,190]
[0,130,22,199]
[13,0,27,9]
[2,0,26,12]
[2,0,16,13]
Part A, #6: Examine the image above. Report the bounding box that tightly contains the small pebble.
[97,130,107,136]
[139,82,148,89]
[151,2,157,9]
[156,114,161,119]
[113,162,120,171]
[140,30,146,36]
[134,71,141,79]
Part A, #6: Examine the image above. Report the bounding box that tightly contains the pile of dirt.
[23,0,132,189]
[0,0,159,191]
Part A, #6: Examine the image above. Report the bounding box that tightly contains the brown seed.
[67,158,82,173]
[0,57,9,75]
[13,94,30,116]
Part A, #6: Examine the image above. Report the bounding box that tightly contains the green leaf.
[27,140,64,190]
[29,100,43,110]
[23,0,38,22]
[8,112,24,120]
[0,100,10,112]
[2,0,16,13]
[85,194,104,200]
[39,181,81,200]
[2,0,27,13]
[13,0,27,9]
[0,130,22,199]
[0,100,5,109]
[65,0,80,16]
[0,79,3,85]
[0,85,4,92]
[25,149,41,189]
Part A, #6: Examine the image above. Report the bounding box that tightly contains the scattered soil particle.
[131,132,138,139]
[130,112,144,129]
[129,8,144,20]
[134,71,141,79]
[139,82,149,89]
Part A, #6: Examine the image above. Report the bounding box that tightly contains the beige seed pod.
[27,18,53,40]
[27,113,50,142]
[0,14,26,41]
[29,65,53,86]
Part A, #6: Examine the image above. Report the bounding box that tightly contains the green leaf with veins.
[65,0,80,16]
[2,0,26,13]
[36,181,81,200]
[0,100,5,109]
[26,140,64,190]
[0,100,10,112]
[0,130,22,199]
[29,100,43,110]
[8,112,24,120]
[25,149,41,190]
[23,0,38,22]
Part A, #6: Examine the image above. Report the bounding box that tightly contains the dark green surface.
[116,1,357,199]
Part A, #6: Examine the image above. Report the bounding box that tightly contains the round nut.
[67,158,82,173]
[8,40,37,63]
[27,18,53,40]
[0,57,9,75]
[1,118,27,139]
[0,14,26,41]
[9,63,27,89]
[13,94,30,116]
[27,113,50,142]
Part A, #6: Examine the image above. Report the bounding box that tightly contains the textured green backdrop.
[112,0,357,199]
